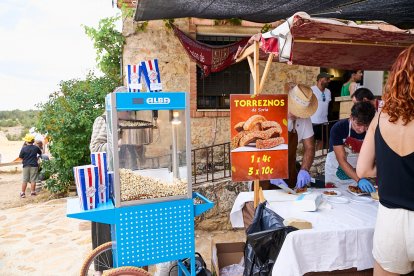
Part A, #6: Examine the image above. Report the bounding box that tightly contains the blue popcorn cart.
[67,92,214,276]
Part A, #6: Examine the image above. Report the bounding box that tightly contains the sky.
[0,0,122,111]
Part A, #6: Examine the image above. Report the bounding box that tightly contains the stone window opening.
[196,35,250,110]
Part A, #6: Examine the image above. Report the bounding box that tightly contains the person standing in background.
[357,45,414,276]
[351,87,378,110]
[341,70,363,96]
[269,84,317,189]
[19,134,42,198]
[351,87,375,104]
[311,72,333,151]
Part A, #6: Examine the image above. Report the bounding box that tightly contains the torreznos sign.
[230,94,288,181]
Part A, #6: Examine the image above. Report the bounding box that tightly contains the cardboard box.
[211,242,245,276]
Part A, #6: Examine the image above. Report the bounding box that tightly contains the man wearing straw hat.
[19,134,42,198]
[270,83,318,189]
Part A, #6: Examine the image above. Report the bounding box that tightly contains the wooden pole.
[253,41,261,208]
[247,56,255,83]
[259,53,274,94]
[253,41,260,95]
[239,42,275,207]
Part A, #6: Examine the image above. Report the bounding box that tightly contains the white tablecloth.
[230,189,379,276]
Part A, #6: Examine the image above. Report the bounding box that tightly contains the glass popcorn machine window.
[106,92,191,207]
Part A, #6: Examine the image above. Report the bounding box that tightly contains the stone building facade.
[122,17,319,149]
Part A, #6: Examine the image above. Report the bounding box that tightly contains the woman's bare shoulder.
[379,113,414,155]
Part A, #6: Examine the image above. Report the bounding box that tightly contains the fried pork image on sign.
[231,114,287,152]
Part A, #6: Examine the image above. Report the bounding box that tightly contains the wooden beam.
[236,42,275,208]
[254,180,260,207]
[247,56,255,83]
[259,187,266,203]
[259,53,274,94]
[294,38,411,47]
[253,40,261,208]
[235,44,255,63]
[253,41,260,95]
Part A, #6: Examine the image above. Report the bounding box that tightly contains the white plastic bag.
[154,261,178,276]
[219,257,244,276]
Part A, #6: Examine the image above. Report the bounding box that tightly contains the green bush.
[0,110,39,128]
[0,119,18,127]
[36,73,118,194]
[35,16,122,195]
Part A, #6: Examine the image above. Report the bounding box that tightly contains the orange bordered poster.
[230,94,288,181]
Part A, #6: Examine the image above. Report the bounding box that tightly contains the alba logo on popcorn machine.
[230,94,288,181]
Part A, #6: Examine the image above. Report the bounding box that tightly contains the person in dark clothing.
[19,134,42,198]
[351,87,375,104]
[324,102,375,190]
[357,45,414,275]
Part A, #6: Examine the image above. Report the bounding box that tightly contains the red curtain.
[172,25,249,76]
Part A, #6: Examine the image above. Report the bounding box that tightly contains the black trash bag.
[244,201,297,276]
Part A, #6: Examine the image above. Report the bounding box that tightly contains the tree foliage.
[34,15,123,195]
[0,110,39,128]
[36,74,118,194]
[83,16,124,83]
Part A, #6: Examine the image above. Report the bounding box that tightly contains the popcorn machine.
[105,92,192,207]
[67,91,213,275]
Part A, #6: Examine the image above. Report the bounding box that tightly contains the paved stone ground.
[0,191,245,275]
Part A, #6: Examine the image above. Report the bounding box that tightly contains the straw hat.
[22,134,35,143]
[288,84,318,118]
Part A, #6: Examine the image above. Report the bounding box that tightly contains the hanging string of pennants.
[125,59,163,92]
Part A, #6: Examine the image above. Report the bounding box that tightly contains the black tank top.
[375,115,414,211]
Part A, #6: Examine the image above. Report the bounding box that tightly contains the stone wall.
[122,18,191,92]
[122,18,319,149]
[193,179,249,230]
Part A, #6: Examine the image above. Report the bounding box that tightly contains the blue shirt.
[329,119,366,152]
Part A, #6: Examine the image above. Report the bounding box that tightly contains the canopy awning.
[235,12,414,71]
[134,0,414,29]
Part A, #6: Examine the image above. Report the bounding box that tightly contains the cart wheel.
[103,266,151,276]
[80,241,114,276]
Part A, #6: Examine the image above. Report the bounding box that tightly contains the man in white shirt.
[310,72,333,151]
[269,84,317,189]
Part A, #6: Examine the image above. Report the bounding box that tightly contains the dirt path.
[0,138,51,209]
[0,172,50,210]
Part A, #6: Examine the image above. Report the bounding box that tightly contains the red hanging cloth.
[172,25,249,76]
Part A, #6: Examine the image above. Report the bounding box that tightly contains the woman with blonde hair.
[357,45,414,275]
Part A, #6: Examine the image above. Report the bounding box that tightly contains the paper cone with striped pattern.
[73,165,99,211]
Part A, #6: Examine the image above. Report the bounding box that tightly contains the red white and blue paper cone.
[141,59,162,91]
[91,152,109,204]
[73,165,99,210]
[126,64,142,92]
